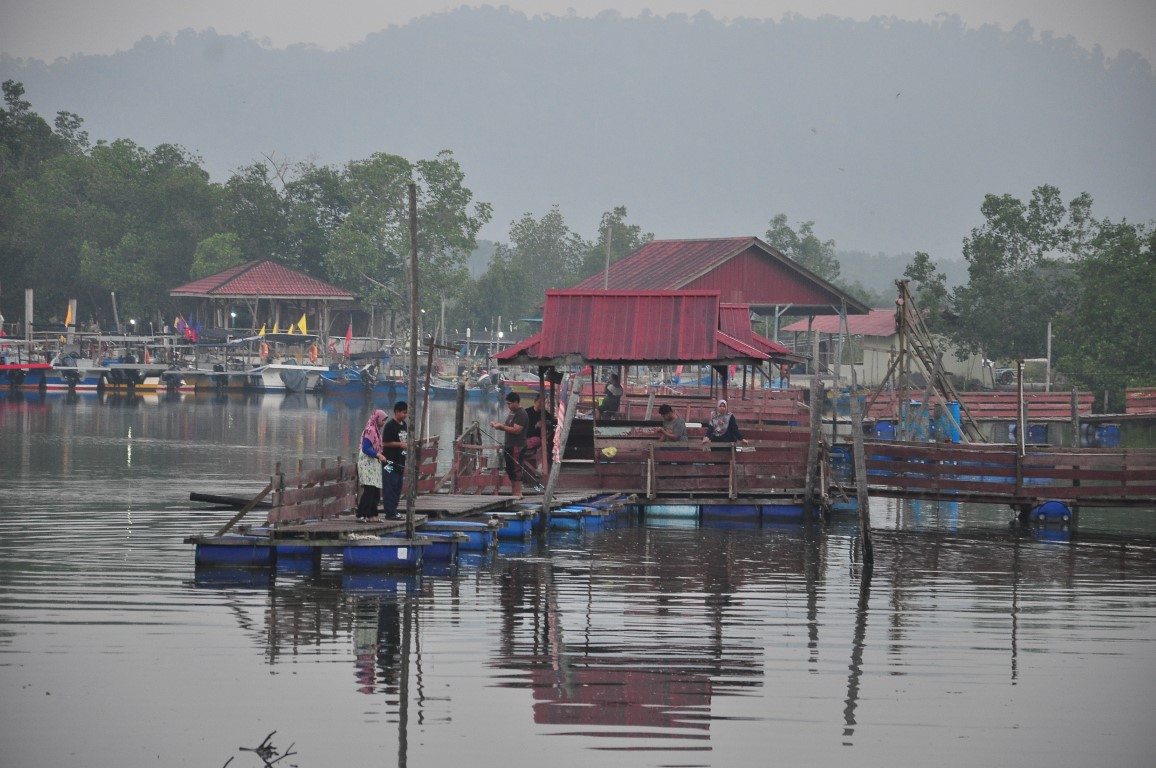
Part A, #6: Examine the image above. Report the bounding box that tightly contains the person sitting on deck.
[598,373,623,419]
[655,404,688,442]
[702,399,747,445]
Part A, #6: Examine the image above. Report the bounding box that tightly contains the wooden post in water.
[1070,387,1081,449]
[454,381,466,440]
[404,182,419,538]
[804,376,824,519]
[849,382,874,565]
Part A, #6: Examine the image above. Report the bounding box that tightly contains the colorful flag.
[64,304,73,327]
[297,313,307,335]
[273,321,280,334]
[258,323,266,336]
[344,323,352,357]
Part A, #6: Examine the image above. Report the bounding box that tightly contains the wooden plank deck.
[187,490,624,544]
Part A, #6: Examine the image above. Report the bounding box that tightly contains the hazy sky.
[2,0,1154,63]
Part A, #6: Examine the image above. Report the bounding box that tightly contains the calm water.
[2,391,1155,768]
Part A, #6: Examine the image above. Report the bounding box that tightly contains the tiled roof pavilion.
[170,260,354,300]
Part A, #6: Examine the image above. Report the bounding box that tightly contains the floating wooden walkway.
[185,453,634,571]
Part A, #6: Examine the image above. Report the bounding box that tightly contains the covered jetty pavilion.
[492,289,820,507]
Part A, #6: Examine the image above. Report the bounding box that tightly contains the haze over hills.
[3,8,1153,290]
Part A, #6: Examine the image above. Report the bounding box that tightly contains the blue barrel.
[828,445,853,482]
[873,419,897,440]
[1032,500,1072,522]
[1094,424,1121,448]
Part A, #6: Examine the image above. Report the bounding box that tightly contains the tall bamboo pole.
[405,183,419,536]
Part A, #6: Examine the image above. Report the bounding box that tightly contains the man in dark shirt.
[380,401,408,519]
[656,403,688,442]
[491,392,528,499]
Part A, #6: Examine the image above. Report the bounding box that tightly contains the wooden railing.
[266,458,358,525]
[866,390,1094,420]
[614,391,808,426]
[862,440,1156,504]
[592,426,811,498]
[1126,388,1156,415]
[264,437,440,525]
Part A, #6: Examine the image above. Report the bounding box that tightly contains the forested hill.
[2,8,1153,259]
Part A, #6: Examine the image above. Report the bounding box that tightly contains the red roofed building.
[570,237,870,318]
[497,290,790,368]
[170,260,355,340]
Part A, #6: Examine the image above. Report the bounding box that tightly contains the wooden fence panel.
[1126,388,1156,415]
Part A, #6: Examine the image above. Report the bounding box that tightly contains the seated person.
[655,404,688,442]
[598,373,623,419]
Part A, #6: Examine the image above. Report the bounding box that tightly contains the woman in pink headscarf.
[356,409,390,520]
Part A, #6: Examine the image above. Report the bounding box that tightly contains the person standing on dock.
[380,401,409,520]
[492,391,528,499]
[656,404,688,442]
[703,399,745,444]
[356,409,391,520]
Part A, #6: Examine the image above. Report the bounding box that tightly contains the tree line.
[2,81,1153,405]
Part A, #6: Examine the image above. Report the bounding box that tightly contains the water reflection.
[4,394,1156,767]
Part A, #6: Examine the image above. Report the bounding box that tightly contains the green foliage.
[218,163,291,266]
[765,213,841,282]
[319,150,490,323]
[1053,222,1156,407]
[499,205,587,315]
[191,233,245,279]
[951,185,1083,361]
[576,206,653,282]
[903,251,950,331]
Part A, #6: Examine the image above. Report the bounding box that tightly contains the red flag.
[343,323,352,357]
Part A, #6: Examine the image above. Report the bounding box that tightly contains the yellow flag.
[65,304,73,327]
[273,321,280,334]
[258,323,266,336]
[297,313,307,335]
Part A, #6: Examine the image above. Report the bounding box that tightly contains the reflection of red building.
[491,526,818,744]
[530,666,712,733]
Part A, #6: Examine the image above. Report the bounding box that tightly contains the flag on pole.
[258,323,266,336]
[297,313,307,336]
[64,304,73,327]
[344,323,352,357]
[273,321,280,334]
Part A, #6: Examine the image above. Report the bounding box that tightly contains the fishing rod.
[475,421,547,488]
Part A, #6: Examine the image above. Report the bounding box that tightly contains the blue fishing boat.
[318,364,408,397]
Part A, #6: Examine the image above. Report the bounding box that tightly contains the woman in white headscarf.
[703,399,744,444]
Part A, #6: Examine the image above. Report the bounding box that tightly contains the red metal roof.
[782,308,896,336]
[718,303,794,358]
[570,237,870,314]
[169,260,355,300]
[496,290,770,364]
